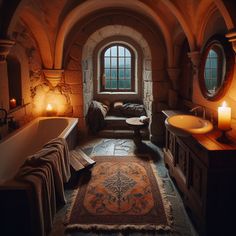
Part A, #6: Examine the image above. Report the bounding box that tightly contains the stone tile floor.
[50,138,198,236]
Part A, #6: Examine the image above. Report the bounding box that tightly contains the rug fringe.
[65,223,172,232]
[150,161,174,228]
[64,188,80,225]
[65,155,174,232]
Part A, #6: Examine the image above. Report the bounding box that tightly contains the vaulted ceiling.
[1,0,235,69]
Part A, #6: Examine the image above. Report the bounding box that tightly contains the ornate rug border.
[64,155,173,232]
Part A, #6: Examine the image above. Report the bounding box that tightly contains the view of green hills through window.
[103,45,132,89]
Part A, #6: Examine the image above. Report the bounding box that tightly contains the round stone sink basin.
[165,114,213,137]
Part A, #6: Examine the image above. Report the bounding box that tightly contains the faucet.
[0,108,7,126]
[190,106,206,119]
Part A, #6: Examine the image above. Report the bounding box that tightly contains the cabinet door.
[188,151,207,207]
[176,139,189,183]
[166,129,176,162]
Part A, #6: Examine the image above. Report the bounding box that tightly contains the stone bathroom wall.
[65,22,169,142]
[1,20,79,135]
[65,41,85,132]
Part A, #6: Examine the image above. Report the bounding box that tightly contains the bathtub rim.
[0,116,78,185]
[0,116,78,144]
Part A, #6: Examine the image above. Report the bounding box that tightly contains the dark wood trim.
[199,34,234,101]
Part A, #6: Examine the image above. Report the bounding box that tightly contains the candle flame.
[222,101,227,107]
[46,103,53,111]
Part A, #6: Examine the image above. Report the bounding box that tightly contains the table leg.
[133,128,142,146]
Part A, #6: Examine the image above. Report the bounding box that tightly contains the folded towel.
[139,115,150,124]
[70,148,96,171]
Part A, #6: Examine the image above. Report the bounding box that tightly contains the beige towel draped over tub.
[15,138,71,236]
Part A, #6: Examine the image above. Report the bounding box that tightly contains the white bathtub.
[0,117,78,184]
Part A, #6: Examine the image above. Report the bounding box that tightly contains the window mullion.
[101,44,134,92]
[117,46,119,89]
[109,52,111,89]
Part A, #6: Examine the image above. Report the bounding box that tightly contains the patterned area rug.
[65,156,173,232]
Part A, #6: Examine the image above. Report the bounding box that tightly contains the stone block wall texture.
[62,9,168,138]
[1,7,174,143]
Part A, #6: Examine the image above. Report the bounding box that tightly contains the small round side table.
[126,117,147,146]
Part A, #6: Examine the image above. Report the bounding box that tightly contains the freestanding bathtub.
[0,116,78,185]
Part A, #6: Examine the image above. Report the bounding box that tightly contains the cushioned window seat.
[86,100,148,134]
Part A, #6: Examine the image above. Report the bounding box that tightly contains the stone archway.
[79,25,170,143]
[80,25,154,136]
[81,25,151,114]
[63,9,169,143]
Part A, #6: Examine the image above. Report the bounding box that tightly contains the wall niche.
[7,55,22,109]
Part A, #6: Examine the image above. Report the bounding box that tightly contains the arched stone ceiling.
[214,0,235,29]
[62,9,166,69]
[54,0,173,69]
[18,8,53,68]
[196,2,219,47]
[160,0,195,50]
[3,0,236,69]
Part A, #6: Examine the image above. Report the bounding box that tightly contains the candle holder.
[46,110,56,117]
[45,103,57,116]
[216,128,232,144]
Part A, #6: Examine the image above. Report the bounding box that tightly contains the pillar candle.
[46,103,53,112]
[218,101,231,130]
[46,103,54,116]
[9,98,16,109]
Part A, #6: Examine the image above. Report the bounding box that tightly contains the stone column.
[43,69,64,87]
[167,67,180,90]
[187,51,201,75]
[226,30,236,54]
[0,39,15,110]
[167,67,180,109]
[0,39,15,62]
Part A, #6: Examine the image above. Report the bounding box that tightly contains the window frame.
[204,48,221,93]
[100,43,135,92]
[199,34,234,101]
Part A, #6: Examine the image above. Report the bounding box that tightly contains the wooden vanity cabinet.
[164,127,236,235]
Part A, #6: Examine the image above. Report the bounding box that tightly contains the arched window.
[204,48,224,95]
[100,44,135,92]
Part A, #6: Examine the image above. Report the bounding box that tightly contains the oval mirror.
[199,35,234,101]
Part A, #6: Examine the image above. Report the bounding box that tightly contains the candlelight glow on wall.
[32,84,71,116]
[218,101,231,130]
[46,103,56,116]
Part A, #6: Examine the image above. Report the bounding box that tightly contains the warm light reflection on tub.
[0,117,78,185]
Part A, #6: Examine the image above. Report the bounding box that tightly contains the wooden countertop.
[162,110,236,151]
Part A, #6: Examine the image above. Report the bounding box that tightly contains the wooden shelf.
[8,103,30,114]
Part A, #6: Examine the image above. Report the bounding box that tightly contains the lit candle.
[9,98,16,109]
[46,103,54,116]
[218,101,231,130]
[46,103,53,112]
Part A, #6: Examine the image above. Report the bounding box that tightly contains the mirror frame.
[199,34,234,101]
